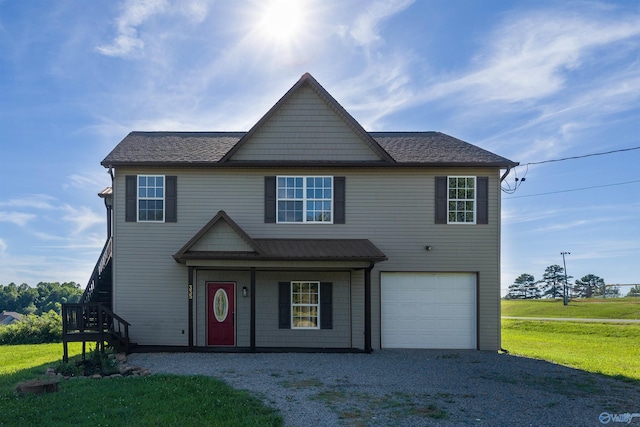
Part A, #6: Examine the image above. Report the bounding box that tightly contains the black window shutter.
[476,176,488,224]
[333,177,345,224]
[278,282,290,329]
[435,176,447,224]
[320,282,333,329]
[165,176,177,223]
[125,175,137,222]
[265,176,276,223]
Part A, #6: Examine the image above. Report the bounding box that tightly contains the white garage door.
[381,272,476,349]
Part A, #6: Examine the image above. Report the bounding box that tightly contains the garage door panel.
[381,273,476,349]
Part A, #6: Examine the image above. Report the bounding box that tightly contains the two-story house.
[78,73,517,354]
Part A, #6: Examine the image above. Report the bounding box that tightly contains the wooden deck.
[62,303,130,362]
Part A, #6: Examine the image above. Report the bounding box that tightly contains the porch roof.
[174,238,387,264]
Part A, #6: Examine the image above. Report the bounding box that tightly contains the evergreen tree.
[506,274,540,299]
[573,274,604,298]
[541,265,571,299]
[627,285,640,297]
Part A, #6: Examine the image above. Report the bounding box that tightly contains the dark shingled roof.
[371,132,516,166]
[102,130,517,168]
[102,132,243,166]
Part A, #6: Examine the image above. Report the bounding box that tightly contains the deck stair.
[62,237,132,361]
[62,303,130,362]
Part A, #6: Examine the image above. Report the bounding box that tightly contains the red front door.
[207,282,235,346]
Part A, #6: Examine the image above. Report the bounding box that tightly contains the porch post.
[250,267,256,352]
[188,266,194,351]
[364,263,374,353]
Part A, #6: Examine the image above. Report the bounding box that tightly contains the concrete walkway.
[502,316,640,323]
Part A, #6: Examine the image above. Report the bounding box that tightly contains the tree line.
[0,282,83,315]
[504,265,632,299]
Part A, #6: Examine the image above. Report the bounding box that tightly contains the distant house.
[76,73,518,353]
[0,311,23,325]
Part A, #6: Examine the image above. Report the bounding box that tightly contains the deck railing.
[62,302,130,362]
[81,237,112,304]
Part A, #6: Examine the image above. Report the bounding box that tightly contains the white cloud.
[95,0,210,58]
[0,238,7,254]
[62,205,104,235]
[0,211,36,227]
[348,0,414,47]
[430,9,640,104]
[96,0,169,57]
[0,194,57,210]
[65,172,110,191]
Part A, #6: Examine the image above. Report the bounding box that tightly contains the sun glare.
[258,0,305,44]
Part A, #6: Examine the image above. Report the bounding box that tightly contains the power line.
[501,145,640,194]
[522,146,640,166]
[503,179,640,199]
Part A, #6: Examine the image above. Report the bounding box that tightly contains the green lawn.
[0,344,282,427]
[502,319,640,381]
[502,297,640,319]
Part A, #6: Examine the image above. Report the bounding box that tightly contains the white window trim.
[137,174,165,223]
[276,176,334,224]
[447,176,476,225]
[291,281,320,330]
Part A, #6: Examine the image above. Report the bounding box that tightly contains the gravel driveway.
[128,350,640,426]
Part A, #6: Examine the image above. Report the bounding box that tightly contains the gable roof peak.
[219,73,395,163]
[173,210,262,262]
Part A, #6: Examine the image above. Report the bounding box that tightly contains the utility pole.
[561,252,570,306]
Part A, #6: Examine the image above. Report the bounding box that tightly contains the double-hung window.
[435,175,488,225]
[277,176,333,223]
[291,281,320,329]
[138,175,164,222]
[278,281,333,329]
[448,176,476,224]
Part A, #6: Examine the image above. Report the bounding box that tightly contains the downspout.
[364,261,374,353]
[188,267,194,351]
[499,166,512,183]
[106,165,114,239]
[499,165,514,353]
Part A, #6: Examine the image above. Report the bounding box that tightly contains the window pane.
[277,176,333,224]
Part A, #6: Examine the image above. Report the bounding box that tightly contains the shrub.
[0,310,62,344]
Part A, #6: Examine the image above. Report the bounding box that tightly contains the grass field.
[502,297,640,319]
[502,298,640,382]
[0,343,282,427]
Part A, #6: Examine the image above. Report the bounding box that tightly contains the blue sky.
[1,0,639,296]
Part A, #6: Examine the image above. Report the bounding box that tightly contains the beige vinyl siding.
[190,221,254,252]
[253,272,351,348]
[112,166,502,350]
[231,86,382,162]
